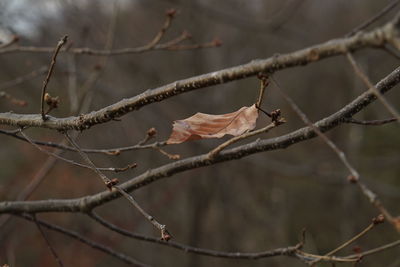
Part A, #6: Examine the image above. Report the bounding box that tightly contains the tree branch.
[40,35,68,120]
[0,17,397,130]
[32,215,64,267]
[1,64,399,214]
[16,214,148,266]
[88,211,300,260]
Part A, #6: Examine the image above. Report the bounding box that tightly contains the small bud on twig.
[166,8,177,17]
[347,175,358,183]
[106,178,120,191]
[372,214,385,225]
[147,127,157,138]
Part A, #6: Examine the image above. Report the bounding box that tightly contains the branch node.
[105,178,120,191]
[165,8,177,17]
[347,174,359,183]
[161,227,172,241]
[372,214,385,225]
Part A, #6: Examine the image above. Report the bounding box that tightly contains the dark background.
[0,0,399,266]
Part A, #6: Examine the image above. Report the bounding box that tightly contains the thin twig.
[137,128,157,146]
[0,37,218,56]
[271,76,360,179]
[144,9,176,49]
[1,66,399,214]
[270,76,396,229]
[0,149,61,231]
[0,10,217,57]
[383,44,400,60]
[163,40,221,51]
[0,128,166,155]
[346,53,400,124]
[88,211,299,260]
[208,120,284,159]
[297,239,400,263]
[343,117,397,125]
[296,250,358,263]
[64,132,170,240]
[19,130,136,173]
[346,0,400,37]
[256,74,269,107]
[78,2,119,113]
[310,215,384,266]
[32,215,64,267]
[0,20,397,130]
[154,146,180,160]
[112,187,171,240]
[40,35,68,120]
[344,239,400,259]
[156,30,192,48]
[324,224,374,257]
[64,133,111,184]
[16,214,147,266]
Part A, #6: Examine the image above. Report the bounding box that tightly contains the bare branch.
[0,10,216,57]
[345,239,400,258]
[16,214,147,266]
[270,76,360,179]
[346,0,400,37]
[143,9,176,50]
[64,132,170,240]
[383,43,400,59]
[310,215,384,266]
[18,130,136,173]
[40,35,68,120]
[343,117,397,125]
[0,19,396,131]
[32,215,64,267]
[1,64,399,214]
[270,76,396,230]
[208,119,284,159]
[0,127,166,155]
[346,52,400,123]
[0,149,60,230]
[88,212,300,260]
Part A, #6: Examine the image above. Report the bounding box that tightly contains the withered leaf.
[167,104,258,144]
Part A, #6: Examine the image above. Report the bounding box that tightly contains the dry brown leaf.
[167,104,258,144]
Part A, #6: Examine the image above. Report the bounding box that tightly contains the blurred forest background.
[0,0,399,266]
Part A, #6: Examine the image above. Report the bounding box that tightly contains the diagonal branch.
[346,52,400,123]
[64,133,170,240]
[346,0,400,37]
[0,16,398,130]
[18,130,136,173]
[32,215,64,267]
[88,211,300,260]
[0,128,165,155]
[1,64,399,214]
[270,76,396,229]
[343,117,397,125]
[17,214,147,266]
[309,215,384,266]
[207,119,285,159]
